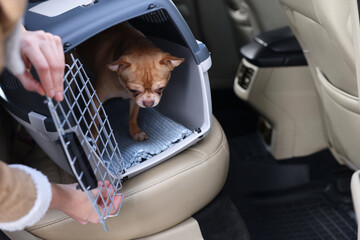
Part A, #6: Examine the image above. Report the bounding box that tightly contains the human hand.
[50,181,123,225]
[15,27,65,102]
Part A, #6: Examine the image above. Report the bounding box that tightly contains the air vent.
[141,9,169,24]
[237,63,254,90]
[258,117,272,146]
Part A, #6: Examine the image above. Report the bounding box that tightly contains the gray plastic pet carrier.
[0,0,212,230]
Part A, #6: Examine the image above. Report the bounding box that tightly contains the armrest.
[240,26,307,67]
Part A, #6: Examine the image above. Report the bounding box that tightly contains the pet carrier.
[0,0,212,230]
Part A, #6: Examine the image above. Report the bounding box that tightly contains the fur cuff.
[0,165,52,231]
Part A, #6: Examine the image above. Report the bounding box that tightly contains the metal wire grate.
[46,53,124,231]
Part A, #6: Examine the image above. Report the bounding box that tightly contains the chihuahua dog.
[78,23,184,142]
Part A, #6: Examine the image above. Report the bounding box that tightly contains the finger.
[95,182,112,209]
[98,180,113,195]
[45,34,65,101]
[24,45,55,98]
[110,194,123,215]
[102,180,111,188]
[104,182,116,203]
[39,34,64,100]
[102,180,115,194]
[22,56,31,71]
[77,220,89,225]
[16,71,46,96]
[54,35,65,100]
[100,184,113,206]
[94,182,106,206]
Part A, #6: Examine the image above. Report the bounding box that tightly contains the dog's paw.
[132,132,149,142]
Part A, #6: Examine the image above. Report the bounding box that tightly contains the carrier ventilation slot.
[0,69,23,90]
[141,9,169,23]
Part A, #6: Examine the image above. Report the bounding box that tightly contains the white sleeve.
[0,164,52,231]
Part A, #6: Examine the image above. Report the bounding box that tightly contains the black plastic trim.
[240,27,307,67]
[0,69,57,132]
[25,0,209,64]
[0,231,10,240]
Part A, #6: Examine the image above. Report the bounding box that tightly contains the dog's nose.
[143,100,154,107]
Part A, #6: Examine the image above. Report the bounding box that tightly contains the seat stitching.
[27,216,71,231]
[27,142,227,231]
[27,126,227,230]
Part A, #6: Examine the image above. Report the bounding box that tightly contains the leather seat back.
[280,0,360,168]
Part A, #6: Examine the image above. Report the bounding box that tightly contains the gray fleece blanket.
[102,99,192,172]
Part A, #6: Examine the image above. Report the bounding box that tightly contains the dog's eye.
[155,87,165,94]
[129,89,141,96]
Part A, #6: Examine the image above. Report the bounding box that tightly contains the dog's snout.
[143,100,154,107]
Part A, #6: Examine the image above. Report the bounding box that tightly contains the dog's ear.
[107,58,131,73]
[160,54,184,70]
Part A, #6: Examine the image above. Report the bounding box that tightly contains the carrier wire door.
[47,53,124,231]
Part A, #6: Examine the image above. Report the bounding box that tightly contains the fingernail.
[56,92,64,101]
[49,90,55,98]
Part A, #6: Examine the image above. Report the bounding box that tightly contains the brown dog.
[78,22,184,142]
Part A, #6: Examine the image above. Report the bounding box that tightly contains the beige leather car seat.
[5,117,229,240]
[280,0,360,169]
